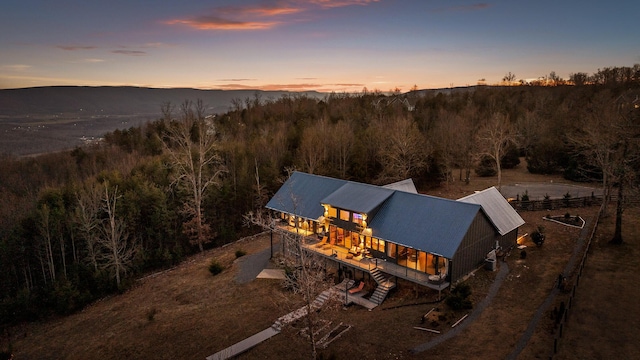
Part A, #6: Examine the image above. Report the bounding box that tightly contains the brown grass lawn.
[5,161,635,360]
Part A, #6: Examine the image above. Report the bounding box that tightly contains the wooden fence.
[549,204,603,358]
[509,193,640,212]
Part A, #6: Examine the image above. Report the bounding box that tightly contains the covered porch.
[300,236,450,292]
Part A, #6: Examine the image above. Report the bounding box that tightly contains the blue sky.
[1,0,638,92]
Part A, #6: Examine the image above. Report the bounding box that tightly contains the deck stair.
[369,268,396,305]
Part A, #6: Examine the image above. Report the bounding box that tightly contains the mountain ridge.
[0,86,326,116]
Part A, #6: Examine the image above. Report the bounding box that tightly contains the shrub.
[146,307,158,321]
[235,249,247,258]
[475,156,497,177]
[520,190,530,202]
[446,283,472,310]
[532,226,545,247]
[208,260,224,276]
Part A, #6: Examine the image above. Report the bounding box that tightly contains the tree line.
[1,65,639,326]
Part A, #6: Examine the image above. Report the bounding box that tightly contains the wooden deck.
[301,237,450,292]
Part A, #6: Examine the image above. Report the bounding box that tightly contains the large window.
[327,207,337,218]
[339,210,350,221]
[353,213,364,226]
[387,242,396,259]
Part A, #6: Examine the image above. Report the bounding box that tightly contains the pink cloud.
[165,0,379,31]
[308,0,380,8]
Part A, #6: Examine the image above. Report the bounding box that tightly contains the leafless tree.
[162,100,225,252]
[37,204,56,284]
[375,116,430,183]
[244,200,332,359]
[98,183,136,287]
[298,118,329,174]
[329,120,355,179]
[74,181,102,272]
[570,91,640,244]
[476,112,517,191]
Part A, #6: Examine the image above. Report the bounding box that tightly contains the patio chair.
[348,281,365,294]
[315,236,328,248]
[322,237,335,250]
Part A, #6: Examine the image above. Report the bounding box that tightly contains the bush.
[235,249,247,258]
[146,307,158,321]
[532,227,545,247]
[475,156,497,177]
[446,283,472,310]
[520,190,530,202]
[208,260,224,276]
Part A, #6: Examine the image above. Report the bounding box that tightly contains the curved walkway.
[411,262,510,354]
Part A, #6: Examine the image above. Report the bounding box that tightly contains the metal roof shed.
[458,187,525,236]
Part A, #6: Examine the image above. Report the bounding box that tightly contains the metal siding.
[451,212,496,282]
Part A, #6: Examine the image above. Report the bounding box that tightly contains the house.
[266,171,524,294]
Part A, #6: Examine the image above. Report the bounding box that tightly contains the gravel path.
[411,262,510,354]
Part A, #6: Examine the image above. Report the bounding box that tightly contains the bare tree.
[375,116,430,183]
[74,182,101,272]
[162,100,225,252]
[476,112,517,191]
[298,118,329,174]
[329,120,355,179]
[245,203,332,359]
[98,183,136,287]
[503,72,516,85]
[37,204,56,284]
[570,91,640,244]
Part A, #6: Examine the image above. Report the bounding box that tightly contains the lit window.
[327,207,337,218]
[353,213,364,226]
[339,210,350,221]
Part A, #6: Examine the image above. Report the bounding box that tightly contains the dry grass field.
[5,162,634,360]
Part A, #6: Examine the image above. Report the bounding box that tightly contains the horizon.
[1,0,639,92]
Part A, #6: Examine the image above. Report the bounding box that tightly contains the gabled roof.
[321,182,394,214]
[382,178,418,193]
[369,191,482,259]
[266,172,519,259]
[457,187,525,236]
[265,172,346,220]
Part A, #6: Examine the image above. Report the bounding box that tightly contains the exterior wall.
[450,212,497,282]
[499,228,518,250]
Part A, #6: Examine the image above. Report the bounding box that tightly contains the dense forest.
[1,65,639,327]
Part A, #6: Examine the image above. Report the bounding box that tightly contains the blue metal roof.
[320,182,394,214]
[368,191,483,259]
[265,172,346,220]
[266,172,499,259]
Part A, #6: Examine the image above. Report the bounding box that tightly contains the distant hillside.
[0,86,325,116]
